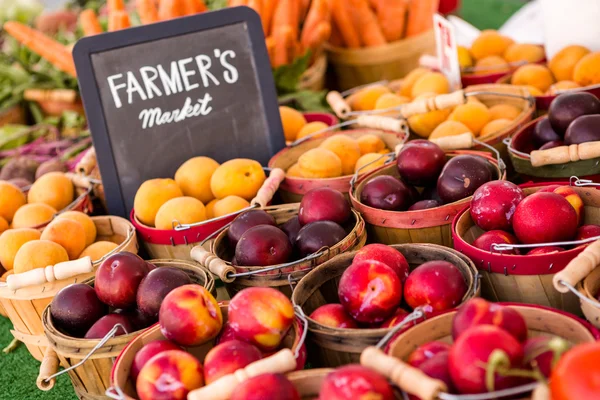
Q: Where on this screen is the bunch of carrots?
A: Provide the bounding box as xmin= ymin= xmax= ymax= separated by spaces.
xmin=230 ymin=0 xmax=332 ymax=68
xmin=329 ymin=0 xmax=439 ymax=48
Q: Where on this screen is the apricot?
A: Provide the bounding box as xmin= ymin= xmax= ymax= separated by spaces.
xmin=399 ymin=67 xmax=430 ymax=97
xmin=407 ymin=93 xmax=452 ymax=138
xmin=430 ymin=120 xmax=472 ymax=139
xmin=297 ymin=148 xmax=342 ymax=178
xmin=134 ymin=179 xmax=183 ymax=226
xmin=174 ymin=156 xmax=219 ymax=204
xmin=0 ymin=217 xmax=8 ymax=234
xmin=41 ymin=219 xmax=86 ymax=260
xmin=56 ymin=211 xmax=96 ymax=246
xmin=210 ymin=159 xmax=266 ymax=201
xmin=0 ymin=181 xmax=26 ymax=222
xmin=473 ymin=55 xmax=510 ymax=75
xmin=511 ymin=64 xmax=555 ymax=93
xmin=549 ymin=45 xmax=591 ymax=82
xmin=374 ymin=93 xmax=410 ymax=116
xmin=205 ymin=199 xmax=218 ymax=219
xmin=355 ymin=153 xmax=386 ymax=174
xmin=573 ymin=52 xmax=600 ymax=86
xmin=357 ymin=134 xmax=386 ymax=155
xmin=449 ymin=102 xmax=491 ymax=136
xmin=212 ymin=196 xmax=250 ymax=218
xmin=488 ymin=104 xmax=521 ymax=121
xmin=79 ymin=241 xmax=119 ymax=262
xmin=457 ymin=45 xmax=473 ymax=68
xmin=295 ymin=121 xmax=328 ymax=140
xmin=349 ymin=85 xmax=391 ymax=111
xmin=480 ymin=118 xmax=512 ymax=137
xmin=279 ymin=106 xmax=307 ymax=141
xmin=27 ymin=172 xmax=74 ymax=211
xmin=470 ymin=30 xmax=514 ymax=61
xmin=503 ymin=43 xmax=545 ymax=63
xmin=0 ymin=228 xmax=41 ymax=270
xmin=154 ymin=197 xmax=206 ymax=230
xmin=286 ymin=163 xmax=304 ymax=178
xmin=524 ymin=85 xmax=544 ymax=96
xmin=411 ymin=72 xmax=450 ymax=98
xmin=12 ymin=203 xmax=57 ymax=229
xmin=319 ymin=135 xmax=361 ymax=176
xmin=13 ymin=239 xmax=68 ymax=274
xmin=547 ymin=80 xmax=581 ymax=95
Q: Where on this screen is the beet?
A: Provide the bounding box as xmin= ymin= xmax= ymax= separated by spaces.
xmin=35 ymin=159 xmax=67 ymax=180
xmin=0 ymin=157 xmax=39 ymax=182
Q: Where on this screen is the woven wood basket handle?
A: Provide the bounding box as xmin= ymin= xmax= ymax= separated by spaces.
xmin=251 ymin=168 xmax=285 ymax=208
xmin=76 ymin=147 xmax=97 ymax=175
xmin=326 ymin=91 xmax=351 ymax=119
xmin=429 ymin=132 xmax=475 ymax=150
xmin=360 ymin=347 xmax=447 ymax=400
xmin=553 ymin=240 xmax=600 ymax=292
xmin=37 ymin=348 xmax=59 ymax=391
xmin=190 ymin=245 xmax=236 ymax=283
xmin=356 ymin=115 xmax=407 ymax=133
xmin=65 ymin=172 xmax=92 ymax=189
xmin=531 ymin=383 xmax=550 ymax=400
xmin=7 ymin=257 xmax=93 ymax=290
xmin=400 ymin=91 xmax=465 ymax=118
xmin=187 ymin=349 xmax=296 ymax=400
xmin=531 ymin=141 xmax=600 ymax=167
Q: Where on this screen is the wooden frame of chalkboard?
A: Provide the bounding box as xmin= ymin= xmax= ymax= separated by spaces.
xmin=73 ymin=6 xmax=284 ymax=218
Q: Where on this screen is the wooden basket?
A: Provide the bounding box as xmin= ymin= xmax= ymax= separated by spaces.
xmin=193 ymin=203 xmax=367 ymax=298
xmin=452 ymin=182 xmax=600 ymax=314
xmin=384 ymin=303 xmax=599 ymax=400
xmin=0 ymin=215 xmax=137 ymax=362
xmin=269 ymin=128 xmax=407 ymax=203
xmin=508 ymin=116 xmax=600 ymax=182
xmin=0 ymin=104 xmax=26 ymax=127
xmin=107 ymin=302 xmax=305 ymax=399
xmin=298 ymin=54 xmax=327 ymax=91
xmin=350 ymin=150 xmax=505 ymax=247
xmin=325 ymin=30 xmax=436 ymax=91
xmin=38 ymin=259 xmax=214 ymax=399
xmin=130 ymin=168 xmax=285 ymax=261
xmin=291 ymin=243 xmax=479 ymax=368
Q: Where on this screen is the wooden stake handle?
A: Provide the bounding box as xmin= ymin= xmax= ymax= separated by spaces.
xmin=251 ymin=168 xmax=285 ymax=208
xmin=187 ymin=349 xmax=297 ymax=400
xmin=360 ymin=347 xmax=447 ymax=400
xmin=531 ymin=141 xmax=600 ymax=167
xmin=400 ymin=90 xmax=465 ymax=118
xmin=65 ymin=172 xmax=92 ymax=189
xmin=356 ymin=115 xmax=407 ymax=133
xmin=429 ymin=132 xmax=474 ymax=150
xmin=7 ymin=257 xmax=93 ymax=290
xmin=553 ymin=240 xmax=600 ymax=293
xmin=326 ymin=91 xmax=351 ymax=119
xmin=76 ymin=147 xmax=97 ymax=175
xmin=190 ymin=245 xmax=236 ymax=283
xmin=37 ymin=348 xmax=59 ymax=391
xmin=531 ymin=383 xmax=550 ymax=400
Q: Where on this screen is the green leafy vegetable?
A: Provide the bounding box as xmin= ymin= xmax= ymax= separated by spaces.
xmin=278 ymin=90 xmax=331 ymax=113
xmin=0 ymin=0 xmax=43 ymax=24
xmin=272 ymin=51 xmax=310 ymax=94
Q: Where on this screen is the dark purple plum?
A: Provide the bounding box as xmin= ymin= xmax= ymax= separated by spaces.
xmin=227 ymin=210 xmax=276 ymax=247
xmin=95 ymin=252 xmax=149 ymax=309
xmin=533 ymin=117 xmax=561 ymax=147
xmin=115 ymin=308 xmax=155 ymax=330
xmin=136 ymin=267 xmax=192 ymax=319
xmin=51 ymin=283 xmax=108 ymax=337
xmin=539 ymin=140 xmax=564 ymax=150
xmin=360 ymin=175 xmax=413 ymax=211
xmin=565 ymin=114 xmax=600 ymax=145
xmin=437 ymin=155 xmax=493 ymax=204
xmin=397 ymin=140 xmax=446 ymax=186
xmin=295 ymin=221 xmax=346 ymax=257
xmin=235 ymin=225 xmax=292 ymax=266
xmin=548 ymin=92 xmax=600 ymax=134
xmin=298 ymin=188 xmax=351 ymax=226
xmin=409 ymin=200 xmax=440 ymax=211
xmin=422 ymin=185 xmax=442 ymax=202
xmin=84 ymin=314 xmax=134 ymax=339
xmin=280 ymin=216 xmax=302 ymax=246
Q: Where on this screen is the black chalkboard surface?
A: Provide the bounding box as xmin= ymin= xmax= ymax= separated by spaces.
xmin=73 ymin=7 xmax=285 ymax=218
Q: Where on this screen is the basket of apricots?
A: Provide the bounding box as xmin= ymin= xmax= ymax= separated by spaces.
xmin=0 ymin=211 xmax=138 ymax=361
xmin=108 ymin=286 xmax=306 ymax=400
xmin=498 ymin=44 xmax=600 ymax=111
xmin=278 ymin=106 xmax=339 ymax=145
xmin=190 ymin=187 xmax=366 ymax=298
xmin=130 ymin=156 xmax=286 ymax=261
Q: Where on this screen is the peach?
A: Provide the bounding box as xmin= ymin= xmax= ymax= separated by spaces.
xmin=203 ymin=340 xmax=263 ymax=384
xmin=159 ymin=284 xmax=222 ymax=346
xmin=470 ymin=180 xmax=525 ymax=231
xmin=353 ymin=244 xmax=409 ymax=282
xmin=228 ymin=287 xmax=294 ymax=351
xmin=513 ymin=192 xmax=578 ymax=244
xmin=298 ymin=187 xmax=351 ymax=225
xmin=540 ymin=185 xmax=584 ymax=226
xmin=527 ymin=246 xmax=565 ymax=255
xmin=576 ymin=225 xmax=600 ymax=241
xmin=309 ymin=304 xmax=358 ymax=329
xmin=408 ymin=341 xmax=452 ymax=367
xmin=472 ymin=230 xmax=520 ymax=255
xmin=452 ymin=298 xmax=528 ymax=342
xmin=136 ymin=350 xmax=204 ymax=400
xmin=319 ymin=365 xmax=394 ymax=400
xmin=230 ymin=373 xmax=300 ymax=400
xmin=404 ymin=261 xmax=466 ymax=312
xmin=338 ymin=260 xmax=402 ymax=323
xmin=211 ymin=159 xmax=266 ymax=201
xmin=131 ymin=340 xmax=182 ymax=381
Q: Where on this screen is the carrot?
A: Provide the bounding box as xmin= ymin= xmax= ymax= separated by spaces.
xmin=262 ymin=0 xmax=278 ymax=35
xmin=272 ymin=0 xmax=299 ymax=39
xmin=108 ymin=10 xmax=132 ymax=31
xmin=328 ymin=21 xmax=344 ymax=47
xmin=158 ymin=0 xmax=185 ymax=20
xmin=405 ymin=0 xmax=439 ymax=37
xmin=299 ymin=0 xmax=310 ymax=20
xmin=273 ymin=25 xmax=295 ymax=67
xmin=183 ymin=0 xmax=207 ymax=14
xmin=349 ymin=0 xmax=386 ymax=47
xmin=300 ymin=0 xmax=329 ymax=49
xmin=377 ymin=0 xmax=408 ymax=42
xmin=79 ymin=9 xmax=103 ymax=36
xmin=137 ymin=0 xmax=160 ymax=24
xmin=328 ymin=0 xmax=360 ymax=48
xmin=265 ymin=35 xmax=276 ymax=66
xmin=108 ymin=0 xmax=126 ymax=12
xmin=304 ymin=21 xmax=330 ymax=56
xmin=24 ymin=89 xmax=78 ymax=104
xmin=247 ymin=0 xmax=267 ymax=34
xmin=3 ymin=21 xmax=77 ymax=77
xmin=229 ymin=0 xmax=248 ymax=6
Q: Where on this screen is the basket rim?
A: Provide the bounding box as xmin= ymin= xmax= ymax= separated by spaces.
xmin=324 ymin=29 xmax=433 ymax=57
xmin=451 ymin=182 xmax=600 ymax=275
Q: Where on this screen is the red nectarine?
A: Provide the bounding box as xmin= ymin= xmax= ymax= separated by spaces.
xmin=353 ymin=244 xmax=409 ymax=282
xmin=472 ymin=230 xmax=520 ymax=255
xmin=309 ymin=304 xmax=358 ymax=329
xmin=470 ymin=181 xmax=524 ymax=231
xmin=319 ymin=365 xmax=395 ymax=400
xmin=404 ymin=261 xmax=467 ymax=312
xmin=203 ymin=340 xmax=263 ymax=384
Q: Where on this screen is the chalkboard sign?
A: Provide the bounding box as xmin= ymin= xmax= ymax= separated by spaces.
xmin=73 ymin=7 xmax=285 ymax=218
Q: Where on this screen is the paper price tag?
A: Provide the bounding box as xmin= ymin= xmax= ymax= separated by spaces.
xmin=433 ymin=14 xmax=462 ymax=90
